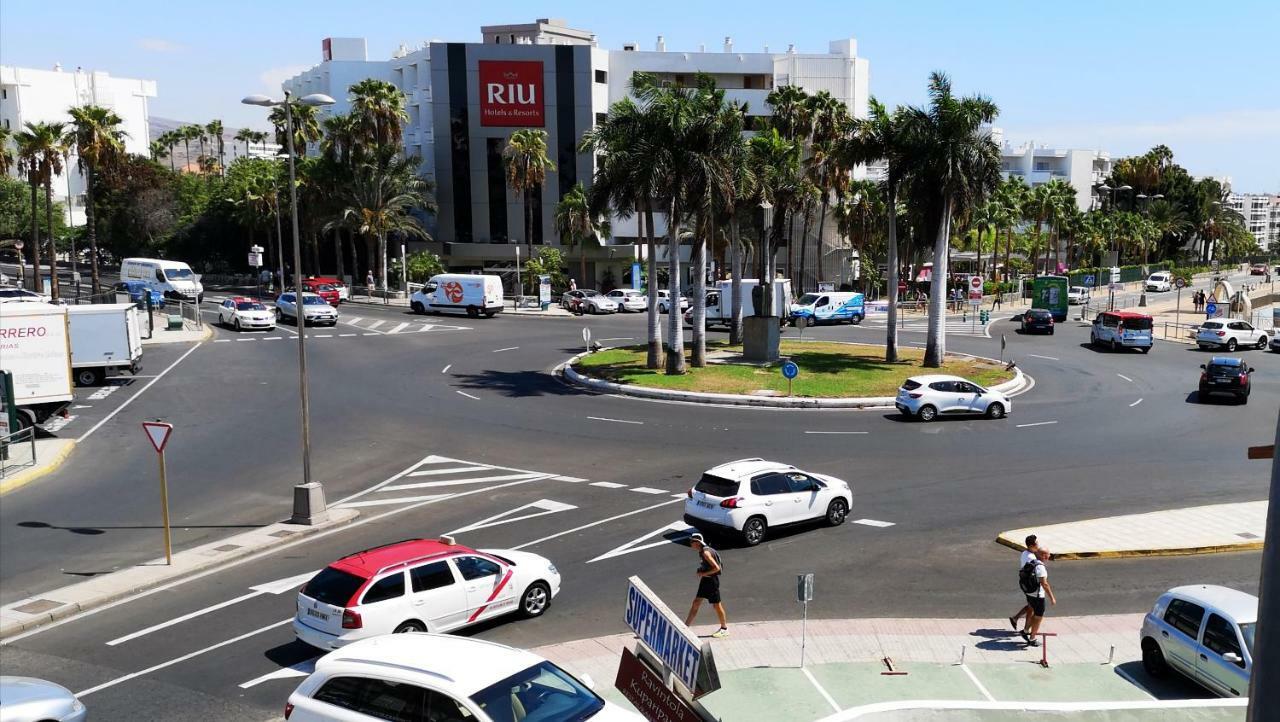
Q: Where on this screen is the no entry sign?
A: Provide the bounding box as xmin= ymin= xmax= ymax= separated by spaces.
xmin=968 ymin=275 xmax=984 ymax=300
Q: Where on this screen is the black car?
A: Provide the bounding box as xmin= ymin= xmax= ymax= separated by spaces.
xmin=1020 ymin=308 xmax=1055 ymax=334
xmin=1198 ymin=357 xmax=1253 ymax=403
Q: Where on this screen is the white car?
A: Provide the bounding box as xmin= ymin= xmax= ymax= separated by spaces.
xmin=1196 ymin=320 xmax=1269 ymax=352
xmin=561 ymin=289 xmax=618 ymax=314
xmin=1145 ymin=272 xmax=1172 ymax=292
xmin=683 ymin=458 xmax=853 ymax=546
xmin=293 ymin=537 xmax=560 ymax=651
xmin=287 ymin=633 xmax=640 ymax=722
xmin=0 ymin=677 xmax=87 ymax=722
xmin=895 ymin=374 xmax=1011 ymax=422
xmin=657 ymin=290 xmax=689 ymax=314
xmin=276 ymin=291 xmax=338 ymax=326
xmin=1067 ymin=286 xmax=1091 ymax=305
xmin=217 ymin=297 xmax=276 ymax=331
xmin=0 ymin=286 xmax=50 ymax=304
xmin=1140 ymin=585 xmax=1255 ymax=698
xmin=605 ymin=288 xmax=648 ymax=312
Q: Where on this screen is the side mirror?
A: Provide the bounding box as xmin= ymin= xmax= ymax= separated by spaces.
xmin=1248 ymin=368 xmax=1255 ymax=373
xmin=579 ymin=673 xmax=596 ymax=690
xmin=1223 ymin=652 xmax=1243 ymax=666
xmin=1200 ymin=364 xmax=1206 ymax=369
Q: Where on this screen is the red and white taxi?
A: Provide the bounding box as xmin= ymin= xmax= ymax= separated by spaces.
xmin=293 ymin=537 xmax=561 ymax=651
xmin=217 ymin=296 xmax=276 ymax=331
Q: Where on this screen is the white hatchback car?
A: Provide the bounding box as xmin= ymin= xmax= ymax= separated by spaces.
xmin=1140 ymin=585 xmax=1256 ymax=698
xmin=657 ymin=290 xmax=689 ymax=314
xmin=605 ymin=288 xmax=648 ymax=312
xmin=895 ymin=374 xmax=1011 ymax=422
xmin=683 ymin=458 xmax=853 ymax=546
xmin=286 ymin=633 xmax=640 ymax=721
xmin=1196 ymin=320 xmax=1269 ymax=352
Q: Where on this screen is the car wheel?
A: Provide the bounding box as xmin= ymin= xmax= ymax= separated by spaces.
xmin=825 ymin=499 xmax=849 ymax=527
xmin=234 ymin=318 xmax=242 ymax=332
xmin=986 ymin=402 xmax=1005 ymax=419
xmin=1110 ymin=339 xmax=1118 ymax=352
xmin=520 ymin=582 xmax=551 ymax=618
xmin=1140 ymin=346 xmax=1150 ymax=354
xmin=917 ymin=404 xmax=938 ymax=423
xmin=742 ymin=517 xmax=768 ymax=546
xmin=1240 ymin=394 xmax=1249 ymax=405
xmin=1226 ymin=338 xmax=1237 ymax=352
xmin=466 ymin=306 xmax=479 ymax=318
xmin=1257 ymin=337 xmax=1268 ymax=350
xmin=1049 ymin=327 xmax=1054 ymax=335
xmin=411 ymin=301 xmax=424 ymax=314
xmin=1142 ymin=639 xmax=1168 ymax=677
xmin=75 ymin=368 xmax=103 ymax=387
xmin=394 ymin=620 xmax=426 ymax=634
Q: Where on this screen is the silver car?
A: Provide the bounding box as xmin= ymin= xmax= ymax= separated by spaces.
xmin=275 ymin=291 xmax=338 ymax=326
xmin=1140 ymin=585 xmax=1255 ymax=697
xmin=0 ymin=676 xmax=87 ymax=721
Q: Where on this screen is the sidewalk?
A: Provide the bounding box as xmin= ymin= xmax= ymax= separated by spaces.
xmin=0 ymin=437 xmax=76 ymax=495
xmin=0 ymin=507 xmax=358 ymax=638
xmin=998 ymin=501 xmax=1266 ymax=559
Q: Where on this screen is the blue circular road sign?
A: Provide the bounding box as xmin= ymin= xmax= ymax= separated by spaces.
xmin=781 ymin=361 xmax=799 ymax=380
xmin=1205 ymin=302 xmax=1217 ymax=315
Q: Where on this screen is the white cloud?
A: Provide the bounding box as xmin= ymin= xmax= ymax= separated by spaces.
xmin=258 ymin=65 xmax=311 ymax=95
xmin=1009 ymin=109 xmax=1280 ymax=148
xmin=137 ymin=38 xmax=183 ymax=53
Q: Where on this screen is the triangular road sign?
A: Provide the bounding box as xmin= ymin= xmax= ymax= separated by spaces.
xmin=447 ymin=499 xmax=576 ymax=535
xmin=588 ymin=521 xmax=695 ymax=564
xmin=142 ymin=421 xmax=173 ymax=453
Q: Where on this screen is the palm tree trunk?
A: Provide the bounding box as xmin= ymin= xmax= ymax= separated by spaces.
xmin=643 ymin=201 xmax=662 ymax=370
xmin=924 ymin=196 xmax=952 ymax=368
xmin=665 ymin=198 xmax=685 ymax=375
xmin=182 ymin=141 xmax=190 ymax=170
xmin=378 ymin=233 xmax=388 ymax=294
xmin=691 ymin=210 xmax=708 ymax=368
xmin=524 ymin=187 xmax=534 ymax=277
xmin=168 ymin=146 xmax=176 ymax=172
xmin=885 ymin=191 xmax=900 ymax=362
xmin=798 ymin=200 xmax=813 ymax=292
xmin=334 ymin=229 xmax=345 ymax=282
xmin=579 ymin=239 xmax=587 ymax=289
xmin=988 ymin=228 xmax=998 ymax=280
xmin=729 ymin=214 xmax=744 ymax=345
xmin=84 ymin=163 xmax=101 ymax=295
xmin=815 ymin=195 xmax=830 ymax=288
xmin=28 ymin=180 xmax=41 ymax=294
xmin=45 ymin=180 xmax=59 ymax=300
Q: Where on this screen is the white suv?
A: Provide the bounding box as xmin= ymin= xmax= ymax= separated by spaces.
xmin=683 ymin=458 xmax=852 ymax=546
xmin=1196 ymin=320 xmax=1269 ymax=351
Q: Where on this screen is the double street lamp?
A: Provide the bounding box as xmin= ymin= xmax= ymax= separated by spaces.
xmin=1135 ymin=193 xmax=1164 ymax=307
xmin=242 ymin=91 xmax=335 ymax=525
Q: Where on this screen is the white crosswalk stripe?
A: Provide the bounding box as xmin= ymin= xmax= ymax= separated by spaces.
xmin=863 ymin=315 xmax=991 ymax=337
xmin=336 ymin=316 xmax=472 ymax=334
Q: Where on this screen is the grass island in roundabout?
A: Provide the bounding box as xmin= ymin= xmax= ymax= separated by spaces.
xmin=568 ymin=340 xmax=1018 ymax=403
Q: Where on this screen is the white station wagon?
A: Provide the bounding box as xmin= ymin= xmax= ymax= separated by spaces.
xmin=1141 ymin=585 xmax=1256 ymax=698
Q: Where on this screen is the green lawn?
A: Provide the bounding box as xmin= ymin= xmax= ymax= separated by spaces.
xmin=575 ymin=341 xmax=1013 ymax=398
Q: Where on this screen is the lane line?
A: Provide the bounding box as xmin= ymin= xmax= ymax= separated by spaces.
xmin=804 ymin=431 xmax=868 ymax=435
xmin=630 ymin=487 xmax=669 ymax=495
xmin=263 ymin=336 xmax=283 ymax=340
xmin=1117 ymin=373 xmax=1133 ymax=383
xmin=387 ymin=322 xmax=410 ymax=334
xmin=587 ymin=416 xmax=643 ymax=425
xmin=338 ymin=333 xmax=356 ymax=337
xmin=314 ymin=334 xmax=332 ymax=338
xmin=442 ymin=364 xmax=452 ymax=373
xmin=511 ymin=498 xmax=684 ymax=551
xmin=213 ymin=339 xmax=230 ymax=343
xmin=802 ymin=667 xmax=841 ymax=713
xmin=76 ymin=343 xmax=203 ymax=443
xmin=1130 ymin=398 xmax=1144 ymax=407
xmin=1015 ymin=420 xmax=1058 ymax=428
xmin=76 ymin=619 xmax=291 ymax=697
xmin=105 ymin=591 xmax=261 ymax=646
xmin=1027 ymin=354 xmax=1059 ymax=361
xmin=405 ymin=465 xmax=493 ymax=477
xmin=456 ymin=390 xmax=480 ymax=400
xmin=598 ymin=337 xmax=633 ymax=342
xmin=590 ymin=481 xmax=627 ymax=489
xmin=960 ymin=663 xmax=996 ymax=701
xmin=365 ymin=319 xmax=385 ymax=330
xmin=492 ymin=346 xmax=519 ymax=353
xmin=235 ymin=338 xmax=255 ymax=342
xmin=362 ymin=332 xmax=379 ymax=336
xmin=383 ymin=473 xmax=547 ymax=491
xmin=553 ymin=476 xmax=587 ymax=483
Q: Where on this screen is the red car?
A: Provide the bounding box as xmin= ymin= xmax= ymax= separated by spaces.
xmin=1250 ymin=264 xmax=1267 ymax=276
xmin=300 ymin=278 xmax=340 ymax=306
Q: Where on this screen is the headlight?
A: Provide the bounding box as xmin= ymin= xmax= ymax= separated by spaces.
xmin=72 ymin=699 xmax=84 ymax=712
xmin=548 ymin=563 xmax=559 ymax=575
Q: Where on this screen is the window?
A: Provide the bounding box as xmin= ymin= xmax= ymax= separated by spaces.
xmin=594 ymin=69 xmax=608 ymax=84
xmin=595 ymin=112 xmax=607 ymax=125
xmin=1119 ymin=316 xmax=1152 ymax=330
xmin=470 ymin=662 xmax=603 ymax=722
xmin=1100 ymin=314 xmax=1118 ymax=328
xmin=1164 ymin=598 xmax=1206 ymax=639
xmin=454 ymin=556 xmax=501 ymax=581
xmin=361 ymin=572 xmax=405 ymax=604
xmin=313 ymin=676 xmax=469 ymax=721
xmin=901 ymin=379 xmax=922 ymax=391
xmin=695 ymin=474 xmax=739 ymax=497
xmin=928 ymin=381 xmax=956 ymax=392
xmin=1203 ymin=614 xmax=1243 ymax=660
xmin=411 ymin=561 xmax=455 ymax=592
xmin=784 ymin=472 xmax=819 ymax=493
xmin=750 ymin=472 xmax=791 ymax=496
xmin=303 ymin=568 xmax=366 ymax=606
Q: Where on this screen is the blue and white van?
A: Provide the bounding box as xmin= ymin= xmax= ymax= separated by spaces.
xmin=120 ymin=258 xmax=203 ymax=303
xmin=790 ymin=292 xmax=864 ymax=325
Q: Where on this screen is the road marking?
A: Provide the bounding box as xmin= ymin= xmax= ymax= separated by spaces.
xmin=314 ymin=334 xmax=332 ymax=338
xmin=264 ymin=336 xmax=283 ymax=340
xmin=588 ymin=521 xmax=695 ymax=563
xmin=960 ymin=663 xmax=996 ymax=701
xmin=598 ymin=337 xmax=633 ymax=342
xmin=456 ymin=390 xmax=480 ymax=400
xmin=1130 ymin=398 xmax=1144 ymax=407
xmin=493 ymin=346 xmax=519 ymax=353
xmin=365 ymin=319 xmax=385 ymax=330
xmin=338 ymin=333 xmax=356 ymax=337
xmin=442 ymin=364 xmax=452 ymax=373
xmin=804 ymin=430 xmax=868 ymax=435
xmin=77 ymin=618 xmax=291 ymax=697
xmin=213 ymin=339 xmax=231 ymax=343
xmin=76 ymin=342 xmax=203 ymax=443
xmin=1027 ymin=354 xmax=1059 ymax=361
xmin=802 ymin=667 xmax=842 ymax=713
xmin=553 ymin=476 xmax=587 ymax=483
xmin=590 ymin=481 xmax=627 ymax=489
xmin=383 ymin=473 xmax=550 ymax=491
xmin=236 ymin=338 xmax=255 ymax=342
xmin=386 ymin=322 xmax=410 ymax=334
xmin=1015 ymin=420 xmax=1058 ymax=428
xmin=1117 ymin=373 xmax=1133 ymax=383
xmin=853 ymin=518 xmax=895 ymax=528
xmin=345 ymin=316 xmax=362 ymax=323
xmin=239 ymin=659 xmax=315 ymax=689
xmin=448 ymin=499 xmax=577 ymax=535
xmin=72 ymin=405 xmax=92 ymax=409
xmin=512 ymin=498 xmax=685 ymax=551
xmin=340 ymin=493 xmax=453 ymax=509
xmin=630 ymin=487 xmax=669 ymax=495
xmin=406 ymin=465 xmax=491 ymax=477
xmin=362 ymin=332 xmax=379 ymax=336
xmin=587 ymin=416 xmax=644 ymax=425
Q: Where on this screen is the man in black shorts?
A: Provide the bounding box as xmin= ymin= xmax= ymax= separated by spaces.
xmin=683 ymin=534 xmax=728 ymax=638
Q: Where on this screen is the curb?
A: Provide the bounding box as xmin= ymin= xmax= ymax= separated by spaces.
xmin=0 ymin=439 xmax=77 ymax=496
xmin=560 ymin=343 xmax=1029 ymax=409
xmin=994 ymin=533 xmax=1265 ymax=560
xmin=0 ymin=507 xmax=359 ymax=639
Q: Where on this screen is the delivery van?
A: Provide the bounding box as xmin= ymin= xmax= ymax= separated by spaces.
xmin=790 ymin=291 xmax=865 ymax=325
xmin=0 ymin=303 xmax=73 ymax=432
xmin=409 ymin=274 xmax=504 ymax=318
xmin=120 ymin=257 xmax=204 ymax=303
xmin=688 ymin=278 xmax=793 ymax=329
xmin=66 ymin=303 xmax=144 ymax=386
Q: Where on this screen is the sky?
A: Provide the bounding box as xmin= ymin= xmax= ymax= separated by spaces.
xmin=3 ymin=0 xmax=1278 ymax=192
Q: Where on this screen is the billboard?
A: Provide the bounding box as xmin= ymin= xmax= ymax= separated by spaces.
xmin=479 ymin=60 xmax=544 ymax=127
xmin=1033 ymin=275 xmax=1069 ymax=321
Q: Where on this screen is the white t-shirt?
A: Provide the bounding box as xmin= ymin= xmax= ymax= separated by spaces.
xmin=1020 ymin=550 xmax=1035 ymax=567
xmin=1031 ymin=561 xmax=1048 ymax=598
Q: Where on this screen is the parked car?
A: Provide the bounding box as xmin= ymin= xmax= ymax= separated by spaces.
xmin=656 ymin=290 xmax=689 ymax=314
xmin=114 ymin=280 xmax=165 ymax=309
xmin=683 ymin=458 xmax=852 ymax=546
xmin=308 ymin=275 xmax=349 ymax=301
xmin=293 ymin=536 xmax=560 ymax=651
xmin=1198 ymin=357 xmax=1253 ymax=403
xmin=1195 ymin=320 xmax=1269 ymax=351
xmin=0 ymin=676 xmax=87 ymax=722
xmin=286 ymin=633 xmax=640 ymax=722
xmin=301 ymin=278 xmax=341 ymax=306
xmin=0 ymin=286 xmax=50 ymax=304
xmin=1270 ymin=334 xmax=1280 ymax=353
xmin=1090 ymin=310 xmax=1154 ymax=353
xmin=1146 ymin=271 xmax=1172 ymax=292
xmin=895 ymin=375 xmax=1011 ymax=422
xmin=1249 ymin=264 xmax=1267 ymax=276
xmin=276 ymin=291 xmax=338 ymax=326
xmin=561 ymin=289 xmax=618 ymax=314
xmin=218 ymin=297 xmax=276 ymax=331
xmin=1067 ymin=286 xmax=1091 ymax=305
xmin=1140 ymin=585 xmax=1255 ymax=698
xmin=1019 ymin=308 xmax=1055 ymax=334
xmin=605 ymin=288 xmax=648 ymax=312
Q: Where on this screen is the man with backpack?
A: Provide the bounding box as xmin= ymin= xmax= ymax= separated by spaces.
xmin=1018 ymin=547 xmax=1056 ymax=646
xmin=1008 ymin=534 xmax=1041 ymax=630
xmin=684 ymin=533 xmax=729 ymax=639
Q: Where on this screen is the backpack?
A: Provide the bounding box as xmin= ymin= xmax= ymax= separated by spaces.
xmin=1018 ymin=560 xmax=1041 ymax=594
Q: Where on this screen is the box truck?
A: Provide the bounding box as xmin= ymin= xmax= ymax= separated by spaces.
xmin=409 ymin=274 xmax=504 ymax=318
xmin=0 ymin=303 xmax=73 ymax=432
xmin=66 ymin=303 xmax=144 ymax=386
xmin=687 ymin=279 xmax=793 ymax=328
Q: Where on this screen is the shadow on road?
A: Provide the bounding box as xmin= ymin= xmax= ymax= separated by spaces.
xmin=450 ymin=369 xmax=587 ymax=399
xmin=16 ymin=520 xmax=265 ymax=535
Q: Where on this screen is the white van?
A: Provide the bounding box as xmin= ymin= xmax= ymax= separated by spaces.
xmin=688 ymin=278 xmax=793 ymax=328
xmin=120 ymin=258 xmax=203 ymax=303
xmin=1146 ymin=271 xmax=1172 ymax=292
xmin=409 ymin=273 xmax=504 ymax=318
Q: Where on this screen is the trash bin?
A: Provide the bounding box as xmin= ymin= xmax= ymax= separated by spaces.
xmin=541 ymin=302 xmax=550 ymax=311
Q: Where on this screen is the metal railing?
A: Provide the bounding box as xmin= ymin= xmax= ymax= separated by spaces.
xmin=0 ymin=426 xmax=37 ymax=478
xmin=177 ymin=300 xmax=203 ymax=330
xmin=1159 ymin=321 xmax=1203 ymax=343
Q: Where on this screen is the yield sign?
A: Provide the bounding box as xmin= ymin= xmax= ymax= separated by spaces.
xmin=142 ymin=421 xmax=174 ymax=453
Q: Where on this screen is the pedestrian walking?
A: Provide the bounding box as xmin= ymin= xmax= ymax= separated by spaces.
xmin=1017 ymin=547 xmax=1055 ymax=646
xmin=683 ymin=533 xmax=729 ymax=638
xmin=569 ymin=278 xmax=578 ymax=291
xmin=991 ymin=292 xmax=1002 ymax=311
xmin=1008 ymin=534 xmax=1041 ymax=630
xmin=366 ymin=270 xmax=375 ymax=295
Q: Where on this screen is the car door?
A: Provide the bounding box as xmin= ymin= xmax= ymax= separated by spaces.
xmin=1237 ymin=322 xmax=1261 ymax=345
xmin=783 ymin=472 xmax=827 ymax=522
xmin=408 ymin=560 xmax=469 ymax=632
xmin=814 ymin=296 xmax=830 ymax=321
xmin=219 ymin=299 xmax=233 ymax=323
xmin=749 ymin=472 xmax=800 ymax=525
xmin=454 ymin=555 xmax=517 ymax=626
xmin=957 ymin=382 xmax=990 ymax=413
xmin=356 ymin=571 xmax=410 ymax=637
xmin=1196 ymin=613 xmax=1249 ymax=697
xmin=1160 ymin=598 xmax=1207 ymax=677
xmin=939 ymin=380 xmax=972 ymax=414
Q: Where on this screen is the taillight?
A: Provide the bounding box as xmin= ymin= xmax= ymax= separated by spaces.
xmin=1240 ymin=374 xmax=1248 ymax=384
xmin=720 ymin=497 xmax=740 ymax=509
xmin=285 ymin=703 xmax=294 ymax=719
xmin=687 ymin=488 xmax=693 ymax=498
xmin=1200 ymin=373 xmax=1208 ymax=383
xmin=1216 ymin=331 xmax=1225 ymax=337
xmin=908 ymin=393 xmax=923 ymax=399
xmin=342 ymin=609 xmax=362 ymax=629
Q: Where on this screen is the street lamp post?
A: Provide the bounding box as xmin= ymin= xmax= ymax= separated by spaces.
xmin=1135 ymin=193 xmax=1164 ymax=308
xmin=1096 ymin=184 xmax=1132 ymax=310
xmin=243 ymin=91 xmax=335 ymax=525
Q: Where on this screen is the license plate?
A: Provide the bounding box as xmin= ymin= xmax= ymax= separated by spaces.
xmin=1214 ymin=379 xmax=1230 ymax=384
xmin=696 ymin=501 xmax=714 ymax=509
xmin=305 ymin=608 xmax=329 ymax=621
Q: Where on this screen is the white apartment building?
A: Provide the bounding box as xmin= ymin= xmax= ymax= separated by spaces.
xmin=279 ymin=19 xmax=870 ymax=288
xmin=1227 ymin=192 xmax=1278 ymax=249
xmin=1 ymin=64 xmax=157 ymax=225
xmin=994 ymin=128 xmax=1111 ymax=212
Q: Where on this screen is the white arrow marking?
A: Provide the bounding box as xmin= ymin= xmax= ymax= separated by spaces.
xmin=239 ymin=658 xmax=316 ymax=689
xmin=384 ymin=472 xmax=549 ymax=491
xmin=249 ymin=569 xmax=320 ymax=595
xmin=588 ymin=521 xmax=695 ymax=563
xmin=448 ymin=499 xmax=577 ymax=535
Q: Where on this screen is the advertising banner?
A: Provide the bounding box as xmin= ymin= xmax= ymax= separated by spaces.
xmin=479 ymin=60 xmax=544 ymax=127
xmin=614 ymin=648 xmax=702 ymax=722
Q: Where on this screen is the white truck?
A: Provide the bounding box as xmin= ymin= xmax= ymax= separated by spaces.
xmin=0 ymin=303 xmax=73 ymax=433
xmin=66 ymin=303 xmax=144 ymax=386
xmin=686 ymin=279 xmax=794 ymax=329
xmin=409 ymin=274 xmax=504 ymax=318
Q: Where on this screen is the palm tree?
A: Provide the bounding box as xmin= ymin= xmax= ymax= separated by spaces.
xmin=68 ymin=104 xmax=127 ymax=294
xmin=194 ymin=124 xmax=208 ymax=164
xmin=0 ymin=126 xmax=14 ymax=176
xmin=206 ymin=120 xmax=226 ymax=177
xmin=31 ymin=123 xmax=67 ymax=300
xmin=14 ymin=127 xmax=45 ymax=292
xmin=160 ymin=131 xmax=178 ymax=171
xmin=269 ymin=101 xmax=322 ymax=157
xmin=177 ymin=125 xmax=198 ymax=170
xmin=835 ymin=179 xmax=885 ymax=291
xmin=992 ymin=176 xmax=1028 ymax=282
xmin=502 ymin=129 xmax=556 ymax=264
xmin=723 ymin=133 xmax=756 ymax=346
xmin=149 ymin=140 xmax=168 ymax=163
xmin=234 ymin=128 xmax=256 ymax=158
xmin=904 ymin=72 xmax=1001 ymax=367
xmin=799 ymin=91 xmax=846 ymax=291
xmin=747 ymin=128 xmax=805 ymax=361
xmin=1044 ymin=178 xmax=1076 ymax=271
xmin=555 ymin=182 xmax=602 ymax=286
xmin=348 ymin=79 xmax=409 ymax=149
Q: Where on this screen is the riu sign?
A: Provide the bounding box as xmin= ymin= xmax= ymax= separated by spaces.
xmin=478 ymin=60 xmax=544 ymax=127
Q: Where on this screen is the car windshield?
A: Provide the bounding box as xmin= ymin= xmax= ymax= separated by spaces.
xmin=165 ymin=267 xmax=194 ymax=280
xmin=797 ymin=293 xmax=821 ymax=305
xmin=580 ymin=290 xmax=601 ymax=297
xmin=302 ymin=567 xmax=365 ymax=606
xmin=1030 ymin=310 xmax=1051 ymax=319
xmin=303 ymin=296 xmax=328 ymax=305
xmin=314 ymin=284 xmax=335 ymax=291
xmin=236 ymin=302 xmax=265 ymax=311
xmin=1120 ymin=317 xmax=1152 ymax=330
xmin=471 ymin=661 xmax=604 ymax=722
xmin=1070 ymin=287 xmax=1087 ymax=294
xmin=1240 ymin=623 xmax=1256 ymax=654
xmin=695 ymin=473 xmax=740 ymax=497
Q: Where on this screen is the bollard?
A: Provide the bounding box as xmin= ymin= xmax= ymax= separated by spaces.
xmin=1108 ymin=645 xmax=1115 ymax=665
xmin=959 ymin=645 xmax=966 ymax=665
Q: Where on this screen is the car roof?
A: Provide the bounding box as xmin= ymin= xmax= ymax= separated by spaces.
xmin=1102 ymin=310 xmax=1152 ymax=319
xmin=330 ymin=538 xmax=474 ymax=578
xmin=315 ymin=633 xmax=541 ymax=695
xmin=906 ymin=374 xmax=965 ymax=384
xmin=1167 ymin=585 xmax=1257 ymax=622
xmin=705 ymin=457 xmax=794 ymax=480
xmin=1207 ymin=356 xmax=1245 ymax=366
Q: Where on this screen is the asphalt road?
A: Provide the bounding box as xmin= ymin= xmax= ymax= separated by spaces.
xmin=1 ymin=281 xmax=1275 ymax=719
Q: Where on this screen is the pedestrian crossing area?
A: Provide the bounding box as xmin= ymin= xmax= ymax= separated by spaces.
xmin=862 ymin=314 xmax=992 ymax=337
xmin=340 ymin=315 xmax=470 ymax=335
